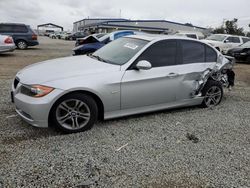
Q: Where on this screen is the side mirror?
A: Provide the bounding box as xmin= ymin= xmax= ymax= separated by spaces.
xmin=135 ymin=60 xmax=152 ymax=70
xmin=224 ymin=40 xmax=229 ymax=43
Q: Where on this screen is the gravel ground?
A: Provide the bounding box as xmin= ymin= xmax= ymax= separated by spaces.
xmin=0 ymin=37 xmax=250 ymax=187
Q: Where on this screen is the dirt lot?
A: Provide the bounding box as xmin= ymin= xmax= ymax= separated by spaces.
xmin=0 ymin=37 xmax=75 ymax=79
xmin=0 ymin=37 xmax=250 ymax=187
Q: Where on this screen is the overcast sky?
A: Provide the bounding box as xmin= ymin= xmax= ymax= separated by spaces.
xmin=0 ymin=0 xmax=250 ymax=32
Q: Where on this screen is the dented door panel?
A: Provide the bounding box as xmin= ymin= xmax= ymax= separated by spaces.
xmin=174 ymin=62 xmax=215 ymax=100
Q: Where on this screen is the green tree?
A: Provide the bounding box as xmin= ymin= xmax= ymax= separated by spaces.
xmin=212 ymin=18 xmax=245 ymax=36
xmin=224 ymin=18 xmax=244 ymax=35
xmin=213 ymin=26 xmax=225 ymax=34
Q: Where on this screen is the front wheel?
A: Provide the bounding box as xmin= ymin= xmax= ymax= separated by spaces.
xmin=201 ymin=80 xmax=223 ymax=108
xmin=50 ymin=93 xmax=98 ymax=133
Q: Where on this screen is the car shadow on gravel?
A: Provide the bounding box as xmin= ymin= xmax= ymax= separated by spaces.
xmin=0 ymin=53 xmax=15 ymax=57
xmin=1 ymin=121 xmax=62 ymax=145
xmin=20 ymin=47 xmax=40 ymax=51
xmin=99 ymin=105 xmax=202 ymax=127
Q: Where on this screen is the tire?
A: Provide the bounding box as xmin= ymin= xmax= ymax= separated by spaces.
xmin=246 ymin=56 xmax=250 ymax=63
xmin=201 ymin=80 xmax=223 ymax=108
xmin=50 ymin=93 xmax=98 ymax=133
xmin=16 ymin=40 xmax=28 ymax=49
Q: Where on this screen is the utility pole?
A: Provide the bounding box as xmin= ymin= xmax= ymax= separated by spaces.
xmin=119 ymin=9 xmax=122 ymax=18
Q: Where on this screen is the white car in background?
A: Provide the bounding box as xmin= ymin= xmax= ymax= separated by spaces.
xmin=174 ymin=33 xmax=201 ymax=40
xmin=0 ymin=34 xmax=15 ymax=53
xmin=202 ymin=34 xmax=250 ymax=54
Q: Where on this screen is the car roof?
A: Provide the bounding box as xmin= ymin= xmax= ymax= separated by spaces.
xmin=125 ymin=34 xmax=200 ymax=42
xmin=110 ymin=30 xmax=135 ymax=34
xmin=0 ymin=23 xmax=26 ymax=26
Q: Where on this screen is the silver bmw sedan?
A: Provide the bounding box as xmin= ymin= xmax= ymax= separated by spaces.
xmin=11 ymin=35 xmax=234 ymax=133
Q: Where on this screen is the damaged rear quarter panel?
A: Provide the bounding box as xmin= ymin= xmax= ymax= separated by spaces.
xmin=175 ymin=55 xmax=233 ymax=101
xmin=175 ymin=62 xmax=216 ymax=100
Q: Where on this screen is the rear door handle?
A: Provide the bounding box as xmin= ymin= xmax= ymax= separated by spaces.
xmin=166 ymin=73 xmax=179 ymax=78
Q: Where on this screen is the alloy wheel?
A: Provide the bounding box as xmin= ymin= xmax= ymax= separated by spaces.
xmin=56 ymin=99 xmax=91 ymax=130
xmin=17 ymin=41 xmax=27 ymax=49
xmin=204 ymin=86 xmax=222 ymax=107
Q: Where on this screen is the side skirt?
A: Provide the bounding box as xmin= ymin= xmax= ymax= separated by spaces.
xmin=104 ymin=97 xmax=204 ymax=120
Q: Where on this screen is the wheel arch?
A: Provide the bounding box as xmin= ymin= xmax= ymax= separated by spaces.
xmin=15 ymin=38 xmax=28 ymax=44
xmin=48 ymin=90 xmax=105 ymax=127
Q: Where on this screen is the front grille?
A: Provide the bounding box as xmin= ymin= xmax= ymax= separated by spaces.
xmin=14 ymin=77 xmax=20 ymax=89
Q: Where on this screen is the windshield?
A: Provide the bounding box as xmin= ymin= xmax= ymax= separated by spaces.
xmin=92 ymin=37 xmax=149 ymax=65
xmin=240 ymin=41 xmax=250 ymax=47
xmin=206 ymin=35 xmax=226 ymax=41
xmin=95 ymin=33 xmax=106 ymax=39
xmin=98 ymin=34 xmax=111 ymax=42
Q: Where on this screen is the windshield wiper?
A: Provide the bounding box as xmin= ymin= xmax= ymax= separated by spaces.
xmin=88 ymin=54 xmax=107 ymax=63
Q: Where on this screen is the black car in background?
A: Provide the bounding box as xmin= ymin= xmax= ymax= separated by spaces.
xmin=227 ymin=41 xmax=250 ymax=63
xmin=66 ymin=32 xmax=86 ymax=40
xmin=0 ymin=23 xmax=39 ymax=49
xmin=75 ymin=33 xmax=106 ymax=47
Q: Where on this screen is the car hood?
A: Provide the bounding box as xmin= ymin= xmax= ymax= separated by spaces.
xmin=202 ymin=39 xmax=223 ymax=46
xmin=228 ymin=48 xmax=244 ymax=52
xmin=16 ymin=55 xmax=120 ymax=85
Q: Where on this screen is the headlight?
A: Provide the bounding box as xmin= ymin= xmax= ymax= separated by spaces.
xmin=21 ymin=85 xmax=54 ymax=97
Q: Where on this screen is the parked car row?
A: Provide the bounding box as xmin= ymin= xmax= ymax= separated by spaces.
xmin=202 ymin=34 xmax=250 ymax=54
xmin=226 ymin=41 xmax=250 ymax=63
xmin=48 ymin=31 xmax=87 ymax=40
xmin=0 ymin=23 xmax=39 ymax=51
xmin=73 ymin=30 xmax=137 ymax=55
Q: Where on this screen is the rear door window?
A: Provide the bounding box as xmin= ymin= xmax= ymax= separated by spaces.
xmin=0 ymin=24 xmax=12 ymax=33
xmin=205 ymin=45 xmax=217 ymax=62
xmin=180 ymin=40 xmax=205 ymax=64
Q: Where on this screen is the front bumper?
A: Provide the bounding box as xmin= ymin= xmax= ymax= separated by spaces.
xmin=12 ymin=83 xmax=64 ymax=128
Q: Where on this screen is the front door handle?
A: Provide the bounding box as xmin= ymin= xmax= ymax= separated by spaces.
xmin=166 ymin=73 xmax=179 ymax=78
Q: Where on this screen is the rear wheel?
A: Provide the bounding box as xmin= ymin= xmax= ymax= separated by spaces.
xmin=50 ymin=93 xmax=98 ymax=133
xmin=16 ymin=40 xmax=28 ymax=49
xmin=201 ymin=80 xmax=223 ymax=108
